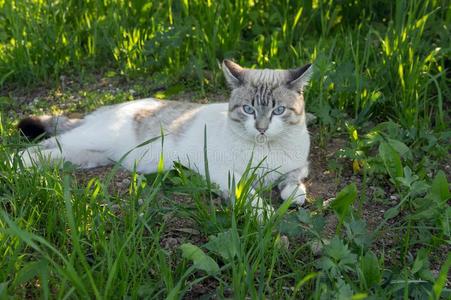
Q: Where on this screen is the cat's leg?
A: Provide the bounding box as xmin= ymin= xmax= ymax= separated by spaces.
xmin=20 ymin=136 xmax=110 ymax=169
xmin=21 ymin=147 xmax=63 ymax=168
xmin=19 ymin=137 xmax=59 ymax=167
xmin=208 ymin=169 xmax=274 ymax=221
xmin=21 ymin=146 xmax=110 ymax=169
xmin=278 ymin=165 xmax=309 ymax=206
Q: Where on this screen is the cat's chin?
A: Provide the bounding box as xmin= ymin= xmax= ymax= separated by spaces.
xmin=248 ymin=132 xmax=282 ymax=144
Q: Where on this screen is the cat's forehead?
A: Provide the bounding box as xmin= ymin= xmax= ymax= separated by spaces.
xmin=249 ymin=84 xmax=275 ymax=106
xmin=243 ymin=69 xmax=290 ymax=86
xmin=229 ymin=69 xmax=300 ymax=107
xmin=231 ymin=82 xmax=296 ymax=107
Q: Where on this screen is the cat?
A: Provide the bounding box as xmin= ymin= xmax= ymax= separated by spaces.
xmin=17 ymin=60 xmax=313 ymax=219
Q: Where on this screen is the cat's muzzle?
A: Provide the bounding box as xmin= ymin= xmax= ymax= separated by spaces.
xmin=255 ymin=133 xmax=268 ymax=144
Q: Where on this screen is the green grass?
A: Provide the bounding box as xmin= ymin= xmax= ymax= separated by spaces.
xmin=0 ymin=0 xmax=450 ymax=299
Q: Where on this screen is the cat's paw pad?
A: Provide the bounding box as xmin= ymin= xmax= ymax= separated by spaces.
xmin=251 ymin=197 xmax=274 ymax=223
xmin=280 ymin=183 xmax=306 ymax=206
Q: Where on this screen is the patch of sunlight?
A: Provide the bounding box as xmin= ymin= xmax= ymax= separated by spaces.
xmin=142 ymin=2 xmax=153 ymax=12
xmin=87 ymin=35 xmax=95 ymax=56
xmin=153 ymin=91 xmax=166 ymax=99
xmin=312 ymin=0 xmax=319 ymax=9
xmin=401 ymin=28 xmax=407 ymax=43
xmin=352 ymin=159 xmax=362 ymax=173
xmin=382 ymin=35 xmax=391 ymax=56
xmin=157 ymin=152 xmax=164 ymax=173
xmin=351 ymin=293 xmax=368 ymax=300
xmin=415 ymin=14 xmax=429 ymax=30
xmin=256 ymin=35 xmax=265 ymax=65
xmin=88 ymin=178 xmax=101 ymax=199
xmin=181 ymin=0 xmax=189 ymax=13
xmin=311 ymin=47 xmax=318 ymax=61
xmin=282 ymin=20 xmax=287 ymax=37
xmin=50 ymin=105 xmax=63 ymax=115
xmin=398 ymin=63 xmax=405 ymax=89
xmin=370 ymin=91 xmax=381 ymax=103
xmin=424 ymin=47 xmax=441 ymax=64
xmin=351 ymin=129 xmax=358 ymax=141
xmin=408 ymin=47 xmax=414 ymax=66
xmin=105 ymin=70 xmax=117 ymax=78
xmin=270 ymin=32 xmax=278 ymax=58
xmin=292 ymin=7 xmax=303 ymax=30
xmin=61 ymin=34 xmax=67 ymax=46
xmin=365 ymin=131 xmax=380 ymax=144
xmin=235 ymin=181 xmax=245 ymax=201
xmin=361 ymin=89 xmax=368 ymax=99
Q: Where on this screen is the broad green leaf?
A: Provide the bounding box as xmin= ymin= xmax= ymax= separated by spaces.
xmin=345 ymin=219 xmax=371 ymax=249
xmin=324 ymin=237 xmax=357 ymax=267
xmin=412 ymin=248 xmax=429 ymax=275
xmin=180 ymin=243 xmax=219 ymax=275
xmin=387 ymin=138 xmax=412 ymax=160
xmin=384 ymin=206 xmax=400 ymax=220
xmin=297 ymin=208 xmax=311 ymax=223
xmin=360 ymin=251 xmax=381 ymax=288
xmin=409 ymin=180 xmax=430 ymax=195
xmin=204 ymin=230 xmax=238 ymax=261
xmin=336 ymin=278 xmax=354 ymax=299
xmin=408 ymin=207 xmax=438 ymax=221
xmin=412 ymin=255 xmax=425 ymax=274
xmin=396 ymin=166 xmax=418 ymax=187
xmin=430 ymin=253 xmax=451 ymax=300
xmin=379 ymin=141 xmax=403 ymax=179
xmin=331 ymin=183 xmax=357 ymax=222
xmin=278 ymin=213 xmax=303 ymax=237
xmin=431 ymin=171 xmax=450 ymax=202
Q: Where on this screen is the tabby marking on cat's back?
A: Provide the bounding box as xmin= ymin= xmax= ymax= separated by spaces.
xmin=133 ymin=100 xmax=202 ymax=139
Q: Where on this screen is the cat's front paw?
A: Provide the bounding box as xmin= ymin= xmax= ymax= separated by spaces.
xmin=280 ymin=183 xmax=306 ymax=206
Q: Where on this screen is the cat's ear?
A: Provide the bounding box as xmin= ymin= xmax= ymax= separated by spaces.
xmin=222 ymin=59 xmax=245 ymax=88
xmin=286 ymin=63 xmax=313 ymax=92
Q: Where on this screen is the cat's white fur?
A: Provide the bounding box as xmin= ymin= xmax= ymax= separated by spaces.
xmin=19 ymin=61 xmax=313 ymax=219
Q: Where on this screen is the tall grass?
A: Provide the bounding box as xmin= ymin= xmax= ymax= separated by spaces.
xmin=0 ymin=0 xmax=449 ymax=130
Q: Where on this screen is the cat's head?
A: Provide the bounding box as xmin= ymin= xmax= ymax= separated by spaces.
xmin=222 ymin=60 xmax=313 ymax=142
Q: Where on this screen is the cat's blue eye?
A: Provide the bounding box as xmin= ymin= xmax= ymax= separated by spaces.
xmin=272 ymin=106 xmax=286 ymax=115
xmin=242 ymin=105 xmax=255 ymax=115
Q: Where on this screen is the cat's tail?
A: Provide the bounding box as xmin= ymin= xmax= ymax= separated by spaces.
xmin=18 ymin=115 xmax=83 ymax=140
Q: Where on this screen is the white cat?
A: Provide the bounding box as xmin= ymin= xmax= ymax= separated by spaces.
xmin=18 ymin=60 xmax=313 ymax=218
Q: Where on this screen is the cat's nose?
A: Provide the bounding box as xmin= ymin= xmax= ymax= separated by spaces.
xmin=256 ymin=126 xmax=267 ymax=134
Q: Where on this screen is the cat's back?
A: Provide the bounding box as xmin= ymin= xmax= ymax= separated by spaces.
xmin=131 ymin=98 xmax=228 ymax=140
